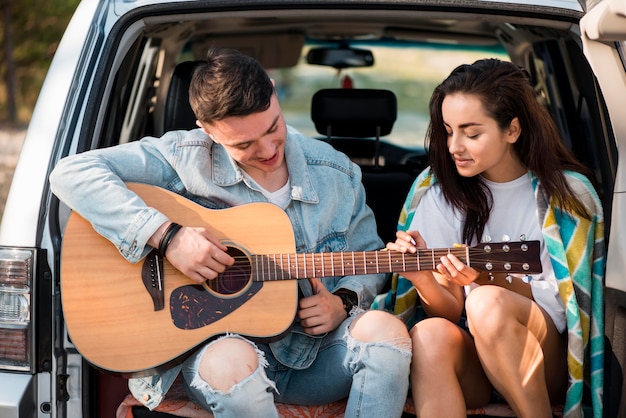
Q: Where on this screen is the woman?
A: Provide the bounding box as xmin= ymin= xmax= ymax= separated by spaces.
xmin=386 ymin=59 xmax=604 ymax=417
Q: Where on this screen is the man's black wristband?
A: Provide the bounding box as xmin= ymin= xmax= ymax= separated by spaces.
xmin=158 ymin=222 xmax=182 ymax=258
xmin=335 ymin=290 xmax=358 ymax=315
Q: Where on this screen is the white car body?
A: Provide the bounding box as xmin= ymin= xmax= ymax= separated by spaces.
xmin=1 ymin=0 xmax=625 ymax=416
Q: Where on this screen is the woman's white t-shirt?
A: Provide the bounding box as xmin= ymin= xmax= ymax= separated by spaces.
xmin=406 ymin=174 xmax=566 ymax=333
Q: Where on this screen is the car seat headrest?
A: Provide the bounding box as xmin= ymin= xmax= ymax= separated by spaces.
xmin=164 ymin=61 xmax=204 ymax=132
xmin=310 ymin=89 xmax=397 ymax=138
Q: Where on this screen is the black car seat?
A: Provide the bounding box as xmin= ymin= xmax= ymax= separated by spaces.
xmin=311 ymin=88 xmax=415 ymax=243
xmin=163 ymin=60 xmax=204 ymax=132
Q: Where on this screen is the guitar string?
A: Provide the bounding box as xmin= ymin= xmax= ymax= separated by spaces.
xmin=162 ymin=248 xmax=533 ymax=280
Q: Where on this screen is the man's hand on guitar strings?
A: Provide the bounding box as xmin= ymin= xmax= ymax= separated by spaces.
xmin=164 ymin=226 xmax=234 ymax=283
xmin=297 ymin=278 xmax=347 ymax=335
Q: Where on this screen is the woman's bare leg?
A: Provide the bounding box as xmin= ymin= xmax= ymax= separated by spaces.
xmin=410 ymin=317 xmax=492 ymax=417
xmin=465 ymin=286 xmax=567 ymax=418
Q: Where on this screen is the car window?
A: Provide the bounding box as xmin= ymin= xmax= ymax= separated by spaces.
xmin=271 ymin=43 xmax=509 ymax=150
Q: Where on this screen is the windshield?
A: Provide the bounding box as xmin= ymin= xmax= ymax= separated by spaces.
xmin=272 ymin=42 xmax=509 ymax=150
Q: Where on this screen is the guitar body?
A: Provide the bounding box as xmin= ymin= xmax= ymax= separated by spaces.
xmin=61 ymin=183 xmax=297 ymax=375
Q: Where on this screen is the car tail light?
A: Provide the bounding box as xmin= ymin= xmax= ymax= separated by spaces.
xmin=0 ymin=248 xmax=34 ymax=371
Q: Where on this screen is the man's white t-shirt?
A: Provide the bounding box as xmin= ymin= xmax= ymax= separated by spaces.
xmin=242 ymin=171 xmax=292 ymax=209
xmin=406 ymin=174 xmax=566 ymax=333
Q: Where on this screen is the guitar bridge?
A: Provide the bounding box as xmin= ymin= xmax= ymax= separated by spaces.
xmin=141 ymin=249 xmax=165 ymax=311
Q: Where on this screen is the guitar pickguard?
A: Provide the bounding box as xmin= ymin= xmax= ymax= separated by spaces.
xmin=170 ymin=282 xmax=263 ymax=330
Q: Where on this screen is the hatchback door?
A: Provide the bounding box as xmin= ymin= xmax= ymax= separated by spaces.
xmin=580 ymin=1 xmax=626 ymax=416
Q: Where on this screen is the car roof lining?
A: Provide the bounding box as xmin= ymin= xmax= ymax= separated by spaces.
xmin=143 ymin=8 xmax=577 ymax=44
xmin=138 ymin=8 xmax=580 ymax=71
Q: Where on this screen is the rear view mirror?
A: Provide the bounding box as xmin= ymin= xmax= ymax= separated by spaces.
xmin=306 ymin=47 xmax=374 ymax=69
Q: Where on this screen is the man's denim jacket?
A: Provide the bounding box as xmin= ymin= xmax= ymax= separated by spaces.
xmin=50 ymin=126 xmax=386 ymax=409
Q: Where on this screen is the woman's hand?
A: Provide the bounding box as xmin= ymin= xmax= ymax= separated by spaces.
xmin=436 ymin=253 xmax=480 ymax=286
xmin=386 ymin=230 xmax=427 ymax=253
xmin=387 ymin=230 xmax=466 ymax=320
xmin=387 ymin=230 xmax=479 ymax=286
xmin=386 ymin=230 xmax=429 ymax=283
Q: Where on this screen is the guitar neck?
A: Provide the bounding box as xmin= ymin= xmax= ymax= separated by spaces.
xmin=250 ymin=242 xmax=541 ymax=281
xmin=251 ymin=249 xmax=448 ymax=280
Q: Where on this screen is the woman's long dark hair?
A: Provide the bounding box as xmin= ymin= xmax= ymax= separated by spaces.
xmin=426 ymin=58 xmax=594 ymax=244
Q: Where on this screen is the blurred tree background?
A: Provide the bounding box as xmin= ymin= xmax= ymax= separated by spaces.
xmin=1 ymin=0 xmax=80 ymax=127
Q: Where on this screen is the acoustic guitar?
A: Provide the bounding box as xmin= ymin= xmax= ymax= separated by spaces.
xmin=60 ymin=183 xmax=542 ymax=376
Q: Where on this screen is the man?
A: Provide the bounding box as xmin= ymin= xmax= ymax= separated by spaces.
xmin=50 ymin=48 xmax=411 ymax=417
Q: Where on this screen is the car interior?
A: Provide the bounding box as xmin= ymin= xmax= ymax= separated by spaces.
xmin=61 ymin=4 xmax=618 ymax=417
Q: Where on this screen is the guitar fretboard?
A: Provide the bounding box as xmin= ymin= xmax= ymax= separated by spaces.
xmin=251 ymin=248 xmax=471 ymax=281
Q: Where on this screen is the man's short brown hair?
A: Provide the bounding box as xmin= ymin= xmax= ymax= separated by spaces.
xmin=189 ymin=48 xmax=274 ymax=123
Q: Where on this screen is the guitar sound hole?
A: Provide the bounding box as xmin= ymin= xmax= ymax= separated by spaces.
xmin=208 ymin=247 xmax=251 ymax=295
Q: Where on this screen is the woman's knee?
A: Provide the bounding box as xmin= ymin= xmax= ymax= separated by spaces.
xmin=349 ymin=309 xmax=410 ymax=343
xmin=410 ymin=317 xmax=462 ymax=355
xmin=410 ymin=318 xmax=473 ymax=376
xmin=197 ymin=336 xmax=260 ymax=391
xmin=465 ymin=286 xmax=511 ymax=337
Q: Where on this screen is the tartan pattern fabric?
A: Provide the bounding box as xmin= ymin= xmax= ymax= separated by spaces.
xmin=371 ymin=168 xmax=605 ymax=418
